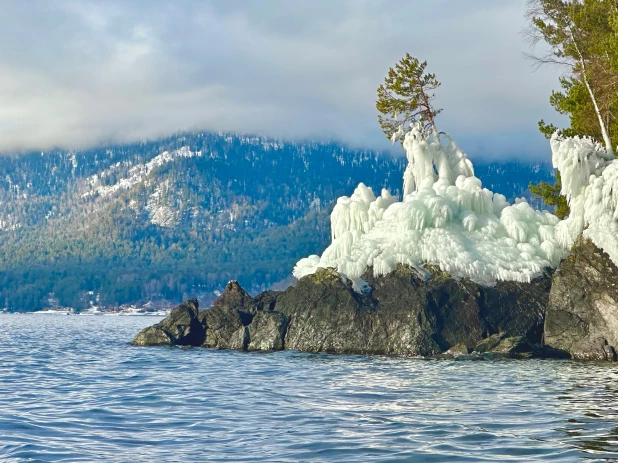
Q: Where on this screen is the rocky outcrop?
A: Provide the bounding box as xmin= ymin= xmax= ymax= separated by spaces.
xmin=544 ymin=238 xmax=618 ymax=361
xmin=132 ymin=266 xmax=555 ymax=357
xmin=199 ymin=281 xmax=255 ymax=349
xmin=191 ymin=281 xmax=289 ymax=351
xmin=132 ymin=237 xmax=618 ymax=361
xmin=273 ymin=266 xmax=551 ymax=356
xmin=132 ymin=299 xmax=204 ymax=346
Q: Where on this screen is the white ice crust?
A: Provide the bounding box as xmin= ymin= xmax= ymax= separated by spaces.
xmin=294 ymin=123 xmax=574 ymax=285
xmin=550 ymin=133 xmax=618 ymax=263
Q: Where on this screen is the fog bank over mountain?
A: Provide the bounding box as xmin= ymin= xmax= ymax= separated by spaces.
xmin=0 ymin=1 xmax=563 ymax=158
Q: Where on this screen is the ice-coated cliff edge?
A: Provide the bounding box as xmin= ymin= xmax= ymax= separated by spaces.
xmin=295 ymin=124 xmax=570 ymax=285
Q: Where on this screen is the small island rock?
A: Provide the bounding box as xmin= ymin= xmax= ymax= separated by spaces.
xmin=132 ymin=266 xmax=555 ymax=357
xmin=132 ymin=299 xmax=204 ymax=346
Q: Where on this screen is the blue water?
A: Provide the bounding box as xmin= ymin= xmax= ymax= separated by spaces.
xmin=1 ymin=314 xmax=618 ymax=462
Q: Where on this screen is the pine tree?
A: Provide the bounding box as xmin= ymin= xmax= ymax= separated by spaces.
xmin=376 ymin=54 xmax=442 ymax=139
xmin=527 ymin=0 xmax=616 ymax=154
xmin=529 ymin=173 xmax=569 ymax=219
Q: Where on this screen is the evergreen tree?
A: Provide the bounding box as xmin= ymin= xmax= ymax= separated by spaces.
xmin=526 ymin=0 xmax=618 ymax=213
xmin=376 ymin=54 xmax=442 ymax=139
xmin=529 ymin=172 xmax=569 ymax=219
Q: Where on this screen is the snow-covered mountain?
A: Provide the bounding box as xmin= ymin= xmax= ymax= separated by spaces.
xmin=0 ymin=131 xmax=554 ymax=311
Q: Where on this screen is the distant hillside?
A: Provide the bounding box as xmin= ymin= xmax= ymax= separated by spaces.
xmin=0 ymin=132 xmax=554 ymax=311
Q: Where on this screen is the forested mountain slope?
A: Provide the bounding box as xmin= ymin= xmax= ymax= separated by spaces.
xmin=0 ymin=132 xmax=554 ymax=311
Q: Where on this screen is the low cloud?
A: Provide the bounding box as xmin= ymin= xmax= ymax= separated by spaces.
xmin=0 ymin=0 xmax=564 ymax=159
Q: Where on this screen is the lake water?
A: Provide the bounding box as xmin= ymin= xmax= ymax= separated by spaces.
xmin=1 ymin=314 xmax=618 ymax=462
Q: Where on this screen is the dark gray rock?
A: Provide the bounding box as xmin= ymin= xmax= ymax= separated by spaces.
xmin=200 ymin=306 xmax=245 ymax=349
xmin=251 ymin=291 xmax=280 ymax=313
xmin=132 ymin=299 xmax=204 ymax=346
xmin=474 ymin=335 xmax=535 ymax=359
xmin=472 ymin=334 xmax=570 ymax=359
xmin=200 ymin=281 xmax=252 ymax=349
xmin=212 ymin=280 xmax=255 ymax=322
xmin=445 ymin=343 xmax=470 ymax=356
xmin=228 ymin=326 xmax=250 ymax=350
xmin=132 ymin=264 xmax=552 ymax=357
xmin=272 ymin=267 xmax=441 ymax=355
xmin=474 ymin=333 xmax=508 ymax=353
xmin=481 ymin=276 xmax=551 ymax=344
xmin=544 ymin=238 xmax=618 ymax=361
xmin=132 ymin=326 xmax=172 ymax=346
xmin=273 ymin=265 xmax=550 ymax=356
xmin=248 ymin=311 xmax=288 ymax=351
xmin=491 ymin=336 xmax=534 ymax=355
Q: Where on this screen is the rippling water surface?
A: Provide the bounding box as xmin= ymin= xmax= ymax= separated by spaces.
xmin=1 ymin=314 xmax=618 ymax=462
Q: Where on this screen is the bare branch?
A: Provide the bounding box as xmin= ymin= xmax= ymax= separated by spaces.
xmin=524 ymin=51 xmax=573 ymax=70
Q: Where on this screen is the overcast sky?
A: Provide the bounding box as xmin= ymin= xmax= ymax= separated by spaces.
xmin=0 ymin=0 xmax=565 ymax=160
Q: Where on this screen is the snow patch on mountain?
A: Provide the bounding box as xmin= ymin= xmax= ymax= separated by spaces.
xmin=84 ymin=146 xmax=202 ymax=198
xmin=0 ymin=216 xmax=20 ymax=231
xmin=148 ymin=205 xmax=178 ymax=228
xmin=146 ymin=179 xmax=179 ymax=228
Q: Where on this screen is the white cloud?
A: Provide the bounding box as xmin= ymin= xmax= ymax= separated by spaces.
xmin=0 ymin=0 xmax=564 ymax=158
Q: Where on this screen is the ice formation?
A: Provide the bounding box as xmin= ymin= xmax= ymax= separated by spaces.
xmin=294 ymin=123 xmax=571 ymax=285
xmin=549 ymin=133 xmax=618 ymax=263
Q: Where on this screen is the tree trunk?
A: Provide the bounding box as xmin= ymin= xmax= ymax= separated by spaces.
xmin=419 ymin=89 xmax=439 ymax=139
xmin=570 ymin=24 xmax=614 ymax=155
xmin=582 ymin=67 xmax=614 ymax=155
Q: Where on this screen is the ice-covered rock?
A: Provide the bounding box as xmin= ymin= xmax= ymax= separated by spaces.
xmin=294 ymin=123 xmax=569 ymax=285
xmin=550 ymin=133 xmax=618 ymax=263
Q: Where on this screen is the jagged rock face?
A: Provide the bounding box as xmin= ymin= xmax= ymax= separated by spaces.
xmin=545 ymin=238 xmax=618 ymax=361
xmin=248 ymin=311 xmax=288 ymax=351
xmin=275 ymin=266 xmax=550 ymax=356
xmin=191 ymin=281 xmax=288 ymax=350
xmin=211 ymin=281 xmax=254 ymax=316
xmin=132 ymin=299 xmax=204 ymax=346
xmin=275 ymin=268 xmax=410 ymax=354
xmin=132 ymin=267 xmax=552 ymax=356
xmin=200 ymin=281 xmax=254 ymax=349
xmin=199 ymin=306 xmax=246 ymax=349
xmin=481 ymin=279 xmax=549 ymax=343
xmin=276 ymin=267 xmax=444 ymax=355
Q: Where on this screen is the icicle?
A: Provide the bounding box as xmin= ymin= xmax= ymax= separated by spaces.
xmin=549 ymin=133 xmax=618 ymax=265
xmin=293 ymin=126 xmax=572 ymax=285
